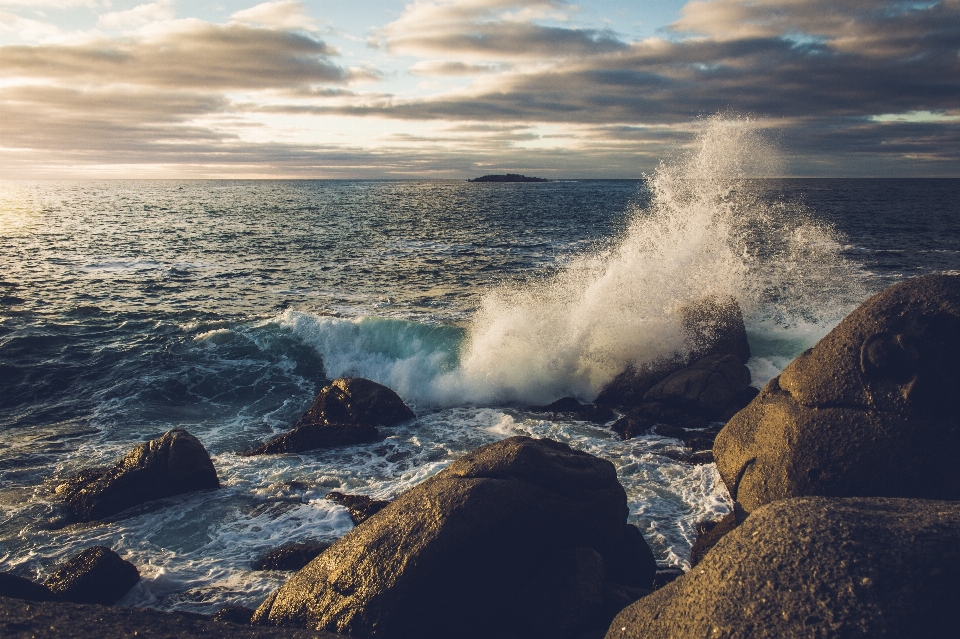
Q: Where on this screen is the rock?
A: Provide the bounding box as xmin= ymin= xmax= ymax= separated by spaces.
xmin=596 ymin=297 xmax=750 ymax=409
xmin=56 ymin=428 xmax=220 ymax=522
xmin=687 ymin=511 xmax=738 ymax=567
xmin=324 ymin=492 xmax=390 ymax=525
xmin=610 ymin=402 xmax=710 ymax=440
xmin=296 ymin=378 xmax=415 ymax=429
xmin=534 ymin=398 xmax=616 ymax=424
xmin=252 ymin=436 xmax=657 ymax=639
xmin=44 ymin=546 xmax=140 ymax=606
xmin=246 ymin=378 xmax=414 ymax=455
xmin=213 ymin=606 xmax=256 ymax=624
xmin=518 ymin=547 xmax=606 ymax=636
xmin=643 ymin=354 xmax=751 ymax=418
xmin=651 ymin=568 xmax=683 ymax=590
xmin=0 ymin=572 xmax=59 ymax=602
xmin=607 ymin=496 xmax=960 ymax=639
xmin=246 ymin=423 xmax=383 ymax=455
xmin=714 ymin=275 xmax=960 ymax=515
xmin=253 ymin=542 xmax=332 ymax=571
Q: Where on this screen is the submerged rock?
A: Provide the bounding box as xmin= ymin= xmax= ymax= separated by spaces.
xmin=324 ymin=492 xmax=390 ymax=525
xmin=56 ymin=428 xmax=220 ymax=522
xmin=252 ymin=436 xmax=656 ymax=639
xmin=608 ymin=497 xmax=960 ymax=639
xmin=253 ymin=542 xmax=332 ymax=572
xmin=0 ymin=572 xmax=59 ymax=603
xmin=715 ymin=274 xmax=960 ymax=515
xmin=247 ymin=378 xmax=414 ymax=455
xmin=596 ymin=296 xmax=750 ymax=409
xmin=533 ymin=397 xmax=615 ymax=423
xmin=44 ymin=546 xmax=140 ymax=606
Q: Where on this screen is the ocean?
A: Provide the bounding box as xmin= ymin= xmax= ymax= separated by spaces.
xmin=2 ymin=127 xmax=959 ymax=615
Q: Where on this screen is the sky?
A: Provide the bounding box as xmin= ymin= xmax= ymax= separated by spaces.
xmin=1 ymin=0 xmax=959 ymax=179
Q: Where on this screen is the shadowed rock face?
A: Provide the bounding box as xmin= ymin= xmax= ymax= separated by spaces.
xmin=252 ymin=436 xmax=656 ymax=639
xmin=44 ymin=546 xmax=140 ymax=606
xmin=56 ymin=428 xmax=220 ymax=522
xmin=607 ymin=497 xmax=960 ymax=639
xmin=715 ymin=275 xmax=960 ymax=514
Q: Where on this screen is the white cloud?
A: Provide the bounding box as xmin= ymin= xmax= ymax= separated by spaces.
xmin=230 ymin=0 xmax=319 ymax=31
xmin=98 ymin=1 xmax=176 ymax=30
xmin=0 ymin=0 xmax=102 ymax=7
xmin=0 ymin=11 xmax=65 ymax=42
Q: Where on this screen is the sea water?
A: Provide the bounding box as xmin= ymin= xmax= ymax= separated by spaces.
xmin=2 ymin=120 xmax=959 ymax=614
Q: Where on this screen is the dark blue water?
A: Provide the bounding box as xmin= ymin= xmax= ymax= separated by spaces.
xmin=0 ymin=176 xmax=958 ymax=614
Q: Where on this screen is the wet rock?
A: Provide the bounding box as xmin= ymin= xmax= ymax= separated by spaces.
xmin=596 ymin=297 xmax=750 ymax=409
xmin=56 ymin=428 xmax=220 ymax=522
xmin=651 ymin=568 xmax=684 ymax=590
xmin=44 ymin=546 xmax=140 ymax=606
xmin=610 ymin=402 xmax=709 ymax=440
xmin=643 ymin=354 xmax=751 ymax=418
xmin=253 ymin=542 xmax=332 ymax=571
xmin=252 ymin=436 xmax=657 ymax=639
xmin=246 ymin=423 xmax=382 ymax=455
xmin=296 ymin=378 xmax=414 ymax=429
xmin=608 ymin=497 xmax=960 ymax=639
xmin=212 ymin=606 xmax=256 ymax=624
xmin=324 ymin=492 xmax=390 ymax=525
xmin=715 ymin=275 xmax=960 ymax=515
xmin=246 ymin=378 xmax=414 ymax=455
xmin=534 ymin=398 xmax=616 ymax=424
xmin=0 ymin=572 xmax=59 ymax=602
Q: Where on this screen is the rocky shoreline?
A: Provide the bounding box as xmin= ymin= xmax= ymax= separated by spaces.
xmin=3 ymin=275 xmax=958 ymax=637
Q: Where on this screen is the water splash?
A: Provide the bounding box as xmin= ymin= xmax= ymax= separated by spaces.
xmin=433 ymin=116 xmax=867 ymax=405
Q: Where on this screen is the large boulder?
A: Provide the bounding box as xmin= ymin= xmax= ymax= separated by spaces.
xmin=56 ymin=428 xmax=220 ymax=522
xmin=596 ymin=296 xmax=750 ymax=408
xmin=608 ymin=497 xmax=960 ymax=639
xmin=247 ymin=378 xmax=414 ymax=455
xmin=252 ymin=436 xmax=657 ymax=639
xmin=714 ymin=275 xmax=960 ymax=515
xmin=643 ymin=353 xmax=751 ymax=418
xmin=44 ymin=546 xmax=140 ymax=606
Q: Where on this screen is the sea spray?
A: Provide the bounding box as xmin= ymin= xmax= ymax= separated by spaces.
xmin=438 ymin=116 xmax=867 ymax=405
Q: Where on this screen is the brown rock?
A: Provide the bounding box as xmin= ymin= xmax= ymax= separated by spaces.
xmin=251 ymin=436 xmax=656 ymax=639
xmin=324 ymin=492 xmax=390 ymax=525
xmin=643 ymin=354 xmax=751 ymax=418
xmin=44 ymin=547 xmax=139 ymax=606
xmin=714 ymin=275 xmax=960 ymax=515
xmin=607 ymin=497 xmax=960 ymax=639
xmin=253 ymin=542 xmax=332 ymax=572
xmin=56 ymin=429 xmax=219 ymax=522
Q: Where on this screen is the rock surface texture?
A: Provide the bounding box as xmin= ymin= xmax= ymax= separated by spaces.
xmin=44 ymin=546 xmax=140 ymax=606
xmin=253 ymin=543 xmax=332 ymax=572
xmin=324 ymin=492 xmax=390 ymax=525
xmin=248 ymin=378 xmax=414 ymax=454
xmin=0 ymin=573 xmax=59 ymax=603
xmin=608 ymin=497 xmax=960 ymax=639
xmin=714 ymin=275 xmax=960 ymax=514
xmin=56 ymin=428 xmax=219 ymax=522
xmin=252 ymin=436 xmax=656 ymax=639
xmin=596 ymin=296 xmax=750 ymax=408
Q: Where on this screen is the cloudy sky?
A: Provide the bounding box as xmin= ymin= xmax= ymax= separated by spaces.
xmin=2 ymin=0 xmax=959 ymax=178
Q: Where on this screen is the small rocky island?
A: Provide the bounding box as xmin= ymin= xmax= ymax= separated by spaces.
xmin=467 ymin=174 xmax=550 ymax=182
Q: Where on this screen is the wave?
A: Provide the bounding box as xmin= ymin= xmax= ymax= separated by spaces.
xmin=281 ymin=117 xmax=868 ymax=408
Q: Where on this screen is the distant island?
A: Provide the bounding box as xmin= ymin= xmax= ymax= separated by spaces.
xmin=467 ymin=173 xmax=550 ymax=182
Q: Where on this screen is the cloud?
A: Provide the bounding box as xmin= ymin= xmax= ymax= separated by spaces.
xmin=231 ymin=1 xmax=321 ymax=32
xmin=98 ymin=1 xmax=177 ymax=30
xmin=1 ymin=21 xmax=350 ymax=89
xmin=379 ymin=0 xmax=626 ymax=59
xmin=410 ymin=60 xmax=505 ymax=75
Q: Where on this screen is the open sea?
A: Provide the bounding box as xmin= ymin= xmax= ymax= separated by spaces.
xmin=2 ymin=130 xmax=960 ymax=615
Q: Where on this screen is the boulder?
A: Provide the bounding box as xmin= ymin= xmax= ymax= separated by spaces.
xmin=687 ymin=511 xmax=738 ymax=567
xmin=607 ymin=497 xmax=960 ymax=639
xmin=56 ymin=428 xmax=220 ymax=522
xmin=533 ymin=397 xmax=615 ymax=424
xmin=324 ymin=492 xmax=390 ymax=525
xmin=253 ymin=542 xmax=332 ymax=572
xmin=714 ymin=275 xmax=960 ymax=515
xmin=247 ymin=378 xmax=414 ymax=455
xmin=44 ymin=546 xmax=140 ymax=606
xmin=212 ymin=606 xmax=256 ymax=624
xmin=0 ymin=572 xmax=59 ymax=602
xmin=643 ymin=354 xmax=751 ymax=418
xmin=596 ymin=297 xmax=750 ymax=409
xmin=252 ymin=436 xmax=657 ymax=639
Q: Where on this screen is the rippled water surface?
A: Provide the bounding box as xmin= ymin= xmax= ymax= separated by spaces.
xmin=1 ymin=173 xmax=958 ymax=614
